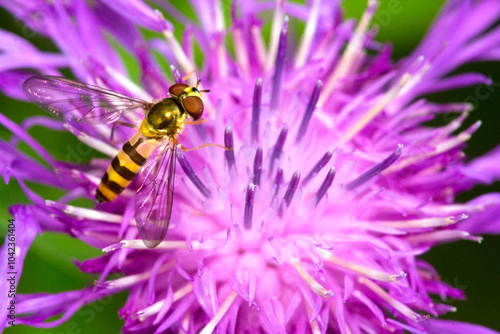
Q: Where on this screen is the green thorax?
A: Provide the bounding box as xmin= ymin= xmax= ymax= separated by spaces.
xmin=140 ymin=98 xmax=187 ymax=138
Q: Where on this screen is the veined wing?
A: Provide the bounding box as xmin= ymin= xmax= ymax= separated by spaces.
xmin=135 ymin=141 xmax=176 ymax=248
xmin=22 ymin=75 xmax=151 ymax=124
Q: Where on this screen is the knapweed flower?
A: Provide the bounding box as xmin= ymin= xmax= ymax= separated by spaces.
xmin=1 ymin=0 xmax=500 ymax=333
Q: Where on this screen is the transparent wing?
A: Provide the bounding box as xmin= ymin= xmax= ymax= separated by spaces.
xmin=135 ymin=142 xmax=176 ymax=248
xmin=22 ymin=75 xmax=151 ymax=124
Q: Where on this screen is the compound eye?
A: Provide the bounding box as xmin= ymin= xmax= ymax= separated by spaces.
xmin=182 ymin=96 xmax=204 ymax=120
xmin=169 ymin=83 xmax=189 ymax=96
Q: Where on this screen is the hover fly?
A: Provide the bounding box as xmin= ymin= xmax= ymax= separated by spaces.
xmin=23 ymin=75 xmax=221 ymax=248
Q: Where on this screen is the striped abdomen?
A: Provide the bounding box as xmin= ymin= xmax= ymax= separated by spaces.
xmin=96 ymin=132 xmax=156 ymax=203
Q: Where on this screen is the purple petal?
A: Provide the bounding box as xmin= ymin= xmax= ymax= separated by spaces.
xmin=457 ymin=193 xmax=500 ymax=234
xmin=422 ymin=319 xmax=500 ymax=334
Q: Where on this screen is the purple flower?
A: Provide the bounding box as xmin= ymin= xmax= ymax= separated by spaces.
xmin=1 ymin=0 xmax=500 ymax=333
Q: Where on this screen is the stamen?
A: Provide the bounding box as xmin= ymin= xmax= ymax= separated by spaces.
xmin=199 ymin=291 xmax=238 ymax=334
xmin=224 ymin=126 xmax=236 ymax=171
xmin=295 ymin=0 xmax=321 ymax=68
xmin=244 ymin=183 xmax=256 ymax=229
xmin=99 ymin=63 xmax=152 ymax=101
xmin=266 ymin=0 xmax=285 ymax=71
xmin=427 ymin=102 xmax=473 ymax=114
xmin=378 ymin=214 xmax=467 ymax=229
xmin=216 ymin=34 xmax=228 ymax=80
xmin=303 ymin=295 xmax=322 ymax=334
xmin=383 ymin=122 xmax=480 ymax=174
xmin=251 ymin=79 xmax=263 ymax=143
xmin=406 ymin=230 xmax=483 ymax=244
xmin=439 ymin=110 xmax=469 ymax=137
xmin=283 ymin=170 xmax=301 ymax=207
xmin=270 ymin=16 xmax=289 ymax=111
xmin=421 ymin=202 xmax=487 ymax=215
xmin=315 ymin=167 xmax=336 ymax=206
xmin=295 ymin=80 xmax=322 ymax=142
xmin=347 ymin=78 xmax=408 ymax=143
xmin=181 ymin=311 xmax=190 ymax=332
xmin=358 ymin=277 xmax=424 ymax=321
xmin=273 ymin=168 xmax=284 ymax=198
xmin=251 ymin=23 xmax=267 ymax=70
xmin=213 ymin=0 xmax=225 ymax=32
xmin=341 ymin=59 xmax=428 ymax=143
xmin=318 ymin=0 xmax=379 ymax=107
xmin=103 ymin=239 xmax=187 ymax=252
xmin=345 ymin=144 xmax=402 ymax=190
xmin=161 ymin=22 xmax=196 ymax=86
xmin=323 ymin=252 xmax=405 ymax=282
xmin=45 ymin=200 xmax=124 ymax=223
xmin=248 ymin=272 xmax=257 ymax=307
xmin=279 ymin=170 xmax=300 ymax=216
xmin=170 ymin=65 xmax=182 ymax=83
xmin=253 ymin=146 xmax=263 ymax=186
xmin=133 ymin=283 xmax=193 ymax=321
xmin=177 ymin=148 xmax=211 ymax=198
xmin=96 ymin=261 xmax=175 ymax=289
xmin=291 ymin=258 xmax=333 ymax=298
xmin=233 ymin=23 xmax=250 ymax=75
xmin=269 ymin=126 xmax=288 ymax=174
xmin=96 ymin=271 xmax=149 ymax=289
xmin=302 ymin=150 xmax=334 ymax=185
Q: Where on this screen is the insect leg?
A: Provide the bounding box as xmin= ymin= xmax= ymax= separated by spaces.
xmin=110 ymin=121 xmax=136 ymax=144
xmin=185 ymin=118 xmax=207 ymax=126
xmin=182 ymin=70 xmax=196 ymax=81
xmin=181 ymin=143 xmax=233 ymax=152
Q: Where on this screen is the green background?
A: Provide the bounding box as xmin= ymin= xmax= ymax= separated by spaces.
xmin=1 ymin=0 xmax=500 ymax=332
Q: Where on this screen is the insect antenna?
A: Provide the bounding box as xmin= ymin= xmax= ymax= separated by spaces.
xmin=196 ymin=79 xmax=210 ymax=93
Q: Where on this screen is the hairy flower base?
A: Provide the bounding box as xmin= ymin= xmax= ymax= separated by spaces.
xmin=2 ymin=0 xmax=500 ymax=333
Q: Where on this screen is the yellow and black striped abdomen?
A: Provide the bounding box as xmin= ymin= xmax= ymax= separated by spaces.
xmin=96 ymin=133 xmax=156 ymax=203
